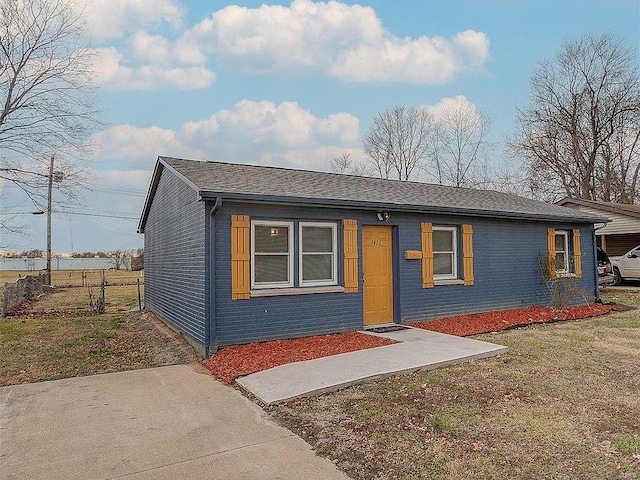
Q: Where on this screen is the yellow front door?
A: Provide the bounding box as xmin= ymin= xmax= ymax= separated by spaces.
xmin=362 ymin=225 xmax=394 ymax=326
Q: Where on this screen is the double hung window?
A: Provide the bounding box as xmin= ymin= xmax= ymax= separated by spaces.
xmin=433 ymin=226 xmax=457 ymax=279
xmin=251 ymin=221 xmax=293 ymax=288
xmin=299 ymin=223 xmax=337 ymax=286
xmin=251 ymin=220 xmax=337 ymax=289
xmin=554 ymin=231 xmax=569 ymax=273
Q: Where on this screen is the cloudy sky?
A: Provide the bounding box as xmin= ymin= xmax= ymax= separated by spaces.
xmin=3 ymin=0 xmax=639 ymax=253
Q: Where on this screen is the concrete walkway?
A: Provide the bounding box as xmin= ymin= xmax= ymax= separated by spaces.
xmin=237 ymin=327 xmax=508 ymax=405
xmin=0 ymin=365 xmax=348 ymax=480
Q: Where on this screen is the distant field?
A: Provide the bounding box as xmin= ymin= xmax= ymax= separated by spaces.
xmin=0 ymin=269 xmax=143 ymax=287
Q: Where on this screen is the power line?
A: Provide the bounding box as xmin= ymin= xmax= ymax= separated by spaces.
xmin=90 ymin=187 xmax=146 ymax=197
xmin=1 ymin=210 xmax=137 ymax=220
xmin=54 ymin=211 xmax=139 ymax=220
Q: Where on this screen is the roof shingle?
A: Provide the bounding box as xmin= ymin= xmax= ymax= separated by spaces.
xmin=153 ymin=157 xmax=608 ymax=224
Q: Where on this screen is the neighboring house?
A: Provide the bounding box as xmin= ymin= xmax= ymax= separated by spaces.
xmin=138 ymin=157 xmax=606 ymax=357
xmin=556 ymin=198 xmax=640 ymax=256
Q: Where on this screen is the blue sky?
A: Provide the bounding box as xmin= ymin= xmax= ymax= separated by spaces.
xmin=3 ymin=0 xmax=639 ymax=253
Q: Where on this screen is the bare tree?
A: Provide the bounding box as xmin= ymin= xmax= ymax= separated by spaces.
xmin=363 ymin=105 xmax=434 ymax=181
xmin=329 ymin=152 xmax=371 ymax=177
xmin=0 ymin=0 xmax=98 ymax=159
xmin=109 ymin=250 xmax=129 ymax=271
xmin=0 ymin=0 xmax=99 ymax=234
xmin=514 ymin=33 xmax=640 ymax=203
xmin=330 ymin=152 xmax=353 ymax=174
xmin=427 ymin=97 xmax=491 ymax=188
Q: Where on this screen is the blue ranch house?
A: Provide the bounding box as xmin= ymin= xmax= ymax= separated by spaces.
xmin=138 ymin=157 xmax=606 ymax=357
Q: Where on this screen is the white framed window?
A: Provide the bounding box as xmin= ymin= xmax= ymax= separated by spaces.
xmin=251 ymin=220 xmax=294 ymax=289
xmin=299 ymin=222 xmax=337 ymax=286
xmin=433 ymin=226 xmax=457 ymax=279
xmin=555 ymin=231 xmax=570 ymax=273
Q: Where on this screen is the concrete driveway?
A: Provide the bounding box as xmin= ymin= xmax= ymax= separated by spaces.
xmin=0 ymin=364 xmax=347 ymax=480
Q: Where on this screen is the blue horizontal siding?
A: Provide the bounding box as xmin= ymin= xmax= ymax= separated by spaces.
xmin=213 ymin=203 xmax=362 ymax=346
xmin=144 ymin=168 xmax=207 ymax=352
xmin=211 ymin=202 xmax=597 ymax=347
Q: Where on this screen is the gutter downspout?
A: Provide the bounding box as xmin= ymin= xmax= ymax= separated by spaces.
xmin=206 ymin=197 xmax=223 ymax=357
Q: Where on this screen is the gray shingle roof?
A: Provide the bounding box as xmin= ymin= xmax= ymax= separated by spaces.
xmin=146 ymin=156 xmax=608 ymax=225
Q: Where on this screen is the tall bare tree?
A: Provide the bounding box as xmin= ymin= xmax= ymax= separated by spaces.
xmin=0 ymin=0 xmax=97 ymax=159
xmin=363 ymin=105 xmax=434 ymax=181
xmin=0 ymin=0 xmax=99 ymax=235
xmin=428 ymin=96 xmax=490 ymax=188
xmin=514 ymin=33 xmax=640 ymax=203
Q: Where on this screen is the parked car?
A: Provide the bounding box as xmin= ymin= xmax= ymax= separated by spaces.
xmin=597 ymin=248 xmax=614 ymax=286
xmin=609 ymin=245 xmax=640 ymax=285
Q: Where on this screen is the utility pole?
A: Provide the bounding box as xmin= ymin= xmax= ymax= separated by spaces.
xmin=46 ymin=155 xmax=54 ymax=285
xmin=42 ymin=155 xmax=63 ymax=286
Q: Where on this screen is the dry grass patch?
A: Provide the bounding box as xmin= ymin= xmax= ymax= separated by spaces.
xmin=271 ymin=310 xmax=640 ymax=479
xmin=0 ymin=269 xmax=143 ymax=287
xmin=0 ymin=284 xmax=197 ymax=386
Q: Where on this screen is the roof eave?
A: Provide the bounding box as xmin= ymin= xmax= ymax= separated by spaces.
xmin=137 ymin=157 xmax=202 ymax=233
xmin=199 ymin=191 xmax=608 ymax=224
xmin=557 ymin=197 xmax=640 ymax=220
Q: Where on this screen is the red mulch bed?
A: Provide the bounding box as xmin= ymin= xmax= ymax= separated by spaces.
xmin=204 ymin=303 xmax=623 ymax=384
xmin=203 ymin=332 xmax=395 ymax=384
xmin=410 ymin=303 xmax=622 ymax=337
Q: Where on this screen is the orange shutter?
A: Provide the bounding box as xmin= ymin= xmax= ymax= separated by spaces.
xmin=343 ymin=219 xmax=358 ymax=293
xmin=231 ymin=215 xmax=250 ymax=300
xmin=421 ymin=222 xmax=434 ymax=288
xmin=573 ymin=229 xmax=582 ymax=278
xmin=547 ymin=227 xmax=557 ymax=280
xmin=462 ymin=224 xmax=474 ymax=286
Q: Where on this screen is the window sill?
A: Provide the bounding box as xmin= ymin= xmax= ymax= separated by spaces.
xmin=434 ymin=278 xmax=465 ymax=286
xmin=250 ymin=286 xmax=346 ymax=297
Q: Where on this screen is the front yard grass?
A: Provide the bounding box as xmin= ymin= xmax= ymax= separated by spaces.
xmin=0 ymin=283 xmax=198 ymax=386
xmin=271 ymin=294 xmax=640 ymax=479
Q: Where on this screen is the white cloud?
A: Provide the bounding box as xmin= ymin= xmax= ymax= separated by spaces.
xmin=92 ymin=100 xmax=360 ymax=170
xmin=78 ymin=0 xmax=185 ymax=41
xmin=92 ymin=124 xmax=195 ymax=161
xmin=92 ymin=44 xmax=215 ymax=90
xmin=188 ymin=0 xmax=490 ymax=84
xmin=423 ymin=95 xmax=482 ymax=122
xmin=77 ymin=2 xmax=215 ymax=90
xmin=181 ymin=100 xmax=359 ymax=151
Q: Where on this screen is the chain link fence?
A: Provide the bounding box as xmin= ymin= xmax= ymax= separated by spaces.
xmin=2 ymin=272 xmax=50 ymax=317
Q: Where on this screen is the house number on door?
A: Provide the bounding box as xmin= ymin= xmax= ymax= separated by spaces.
xmin=372 ymin=240 xmax=382 ymax=246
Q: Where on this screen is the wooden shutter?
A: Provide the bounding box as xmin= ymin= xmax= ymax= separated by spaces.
xmin=421 ymin=222 xmax=434 ymax=288
xmin=343 ymin=219 xmax=358 ymax=293
xmin=231 ymin=215 xmax=250 ymax=300
xmin=462 ymin=224 xmax=474 ymax=286
xmin=573 ymin=229 xmax=582 ymax=278
xmin=547 ymin=227 xmax=557 ymax=280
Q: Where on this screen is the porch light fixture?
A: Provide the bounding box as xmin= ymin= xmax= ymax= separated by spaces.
xmin=376 ymin=212 xmax=390 ymax=222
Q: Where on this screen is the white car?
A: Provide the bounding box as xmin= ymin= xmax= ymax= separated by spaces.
xmin=610 ymin=245 xmax=640 ymax=285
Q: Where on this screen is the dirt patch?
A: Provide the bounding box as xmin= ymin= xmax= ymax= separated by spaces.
xmin=202 ymin=332 xmax=395 ymax=383
xmin=410 ymin=303 xmax=621 ymax=336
